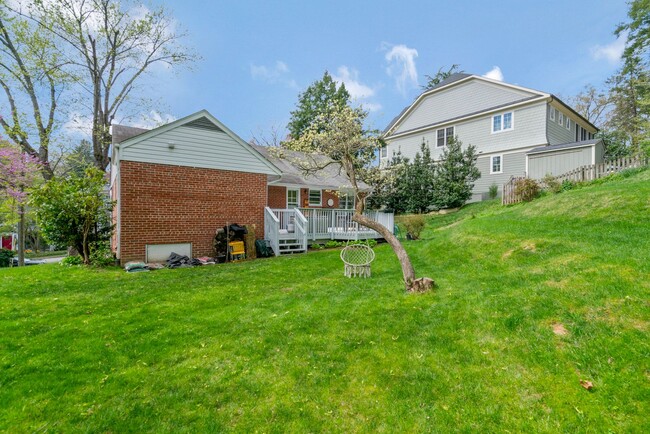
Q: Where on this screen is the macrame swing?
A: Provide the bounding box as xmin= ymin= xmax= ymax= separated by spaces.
xmin=340 ymin=241 xmax=375 ymax=278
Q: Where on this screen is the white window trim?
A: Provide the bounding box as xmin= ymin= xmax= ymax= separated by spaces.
xmin=490 ymin=154 xmax=503 ymax=174
xmin=550 ymin=106 xmax=556 ymax=121
xmin=338 ymin=192 xmax=355 ymax=210
xmin=380 ymin=145 xmax=387 ymax=158
xmin=436 ymin=126 xmax=454 ymax=147
xmin=558 ymin=112 xmax=564 ymax=126
xmin=566 ymin=118 xmax=571 ymax=130
xmin=491 ymin=112 xmax=514 ymax=134
xmin=308 ymin=189 xmax=322 ymax=206
xmin=286 ymin=188 xmax=299 ymax=208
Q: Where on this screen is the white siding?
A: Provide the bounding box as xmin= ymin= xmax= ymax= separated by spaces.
xmin=384 ymin=102 xmax=547 ymax=163
xmin=121 ymin=125 xmax=276 ymax=175
xmin=393 ymin=80 xmax=537 ymax=135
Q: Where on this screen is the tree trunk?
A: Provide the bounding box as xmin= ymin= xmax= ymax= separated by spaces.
xmin=17 ymin=205 xmax=25 ymax=267
xmin=352 ymin=213 xmax=433 ymax=292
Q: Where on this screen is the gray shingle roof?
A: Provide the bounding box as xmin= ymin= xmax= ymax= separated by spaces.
xmin=527 ymin=139 xmax=602 ymax=155
xmin=111 ymin=124 xmax=150 ymax=144
xmin=253 ymin=145 xmax=369 ymax=191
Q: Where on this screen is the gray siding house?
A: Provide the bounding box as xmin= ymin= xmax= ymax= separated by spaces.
xmin=381 ymin=73 xmax=602 ymax=201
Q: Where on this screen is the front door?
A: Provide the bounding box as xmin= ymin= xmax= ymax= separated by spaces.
xmin=287 ymin=188 xmax=299 ymax=209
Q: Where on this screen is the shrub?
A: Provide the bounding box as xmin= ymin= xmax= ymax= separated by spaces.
xmin=397 ymin=214 xmax=426 ymax=240
xmin=543 ymin=174 xmax=562 ymax=194
xmin=89 ymin=242 xmax=116 ymax=267
xmin=488 ymin=183 xmax=499 ymax=199
xmin=310 ymin=243 xmax=324 ymax=250
xmin=324 ymin=240 xmax=342 ymax=248
xmin=0 ymin=248 xmax=14 ymax=268
xmin=514 ymin=178 xmax=540 ymax=202
xmin=561 ymin=179 xmax=576 ymax=192
xmin=61 ymin=255 xmax=83 ymax=266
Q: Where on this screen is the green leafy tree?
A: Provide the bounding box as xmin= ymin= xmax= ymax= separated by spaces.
xmin=61 ymin=139 xmax=94 ymax=177
xmin=404 ymin=141 xmax=436 ymax=213
xmin=31 ymin=168 xmax=114 ymax=264
xmin=431 ymin=137 xmax=481 ymax=209
xmin=422 ymin=64 xmax=463 ymax=90
xmin=286 ymin=71 xmax=351 ymax=141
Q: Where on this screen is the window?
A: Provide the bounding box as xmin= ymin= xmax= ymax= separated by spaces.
xmin=436 ymin=126 xmax=454 ymax=147
xmin=287 ymin=189 xmax=299 ymax=209
xmin=338 ymin=193 xmax=355 ymax=210
xmin=575 ymin=125 xmax=579 ymax=141
xmin=380 ymin=145 xmax=387 ymax=158
xmin=566 ymin=118 xmax=571 ymax=130
xmin=490 ymin=155 xmax=503 ymax=174
xmin=550 ymin=107 xmax=556 ymax=121
xmin=308 ymin=189 xmax=321 ymax=206
xmin=581 ymin=127 xmax=587 ymax=141
xmin=558 ymin=112 xmax=563 ymax=126
xmin=492 ymin=112 xmax=513 ymax=133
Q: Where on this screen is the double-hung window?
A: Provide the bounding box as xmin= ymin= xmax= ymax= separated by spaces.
xmin=490 ymin=155 xmax=503 ymax=174
xmin=492 ymin=112 xmax=513 ymax=133
xmin=550 ymin=107 xmax=556 ymax=121
xmin=558 ymin=112 xmax=564 ymax=126
xmin=308 ymin=189 xmax=321 ymax=206
xmin=566 ymin=118 xmax=571 ymax=130
xmin=436 ymin=126 xmax=454 ymax=147
xmin=380 ymin=145 xmax=387 ymax=158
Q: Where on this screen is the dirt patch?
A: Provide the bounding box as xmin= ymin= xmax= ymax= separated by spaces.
xmin=552 ymin=322 xmax=569 ymax=336
xmin=502 ymin=241 xmax=537 ymax=259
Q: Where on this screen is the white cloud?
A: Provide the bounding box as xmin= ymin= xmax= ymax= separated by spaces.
xmin=382 ymin=43 xmax=419 ymax=95
xmin=130 ymin=111 xmax=177 ymax=129
xmin=331 ymin=66 xmax=381 ymax=112
xmin=591 ymin=34 xmax=627 ymax=64
xmin=483 ymin=66 xmax=504 ymax=82
xmin=250 ymin=60 xmax=297 ymax=88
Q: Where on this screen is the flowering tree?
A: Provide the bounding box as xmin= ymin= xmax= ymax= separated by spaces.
xmin=0 ymin=146 xmax=41 ymax=266
xmin=282 ymin=105 xmax=434 ymax=292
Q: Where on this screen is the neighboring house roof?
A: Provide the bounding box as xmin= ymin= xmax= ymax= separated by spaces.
xmin=382 ymin=73 xmax=596 ymax=139
xmin=527 ymin=139 xmax=602 ymax=155
xmin=253 ymin=145 xmax=370 ymax=191
xmin=111 ymin=109 xmax=281 ymax=176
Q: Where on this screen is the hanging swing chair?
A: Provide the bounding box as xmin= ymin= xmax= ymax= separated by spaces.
xmin=340 ymin=242 xmax=375 ymax=278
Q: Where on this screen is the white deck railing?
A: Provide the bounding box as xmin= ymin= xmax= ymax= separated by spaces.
xmin=297 ymin=208 xmax=394 ymax=241
xmin=264 ymin=207 xmax=280 ymax=256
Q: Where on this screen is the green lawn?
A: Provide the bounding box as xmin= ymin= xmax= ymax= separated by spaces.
xmin=1 ymin=170 xmax=649 ymax=432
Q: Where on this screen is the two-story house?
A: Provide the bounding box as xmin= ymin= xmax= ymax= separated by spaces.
xmin=381 ymin=73 xmax=601 ymax=201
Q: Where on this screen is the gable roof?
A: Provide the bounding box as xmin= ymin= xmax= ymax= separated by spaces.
xmin=113 ymin=110 xmax=281 ymax=176
xmin=383 ymin=73 xmax=551 ymax=137
xmin=253 ymin=145 xmax=370 ymax=191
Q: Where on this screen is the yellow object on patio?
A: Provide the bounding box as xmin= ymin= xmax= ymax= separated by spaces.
xmin=228 ymin=241 xmax=246 ymax=261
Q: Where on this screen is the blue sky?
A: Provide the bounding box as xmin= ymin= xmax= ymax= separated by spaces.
xmin=144 ymin=0 xmax=629 ymax=141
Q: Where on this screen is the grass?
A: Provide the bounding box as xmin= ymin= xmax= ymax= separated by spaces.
xmin=1 ymin=169 xmax=649 ymax=432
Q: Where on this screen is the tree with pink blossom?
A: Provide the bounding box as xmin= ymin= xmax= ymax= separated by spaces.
xmin=0 ymin=146 xmax=41 ymax=266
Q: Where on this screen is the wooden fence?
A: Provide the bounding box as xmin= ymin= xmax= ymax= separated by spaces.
xmin=502 ymin=156 xmax=649 ymax=205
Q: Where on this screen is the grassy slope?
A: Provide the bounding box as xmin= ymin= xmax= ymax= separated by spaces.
xmin=1 ymin=170 xmax=649 ymax=432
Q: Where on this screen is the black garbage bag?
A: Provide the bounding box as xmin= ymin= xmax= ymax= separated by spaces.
xmin=166 ymin=252 xmax=190 ymax=268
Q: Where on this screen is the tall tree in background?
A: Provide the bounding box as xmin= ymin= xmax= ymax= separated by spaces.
xmin=0 ymin=2 xmax=68 ymax=179
xmin=24 ymin=0 xmax=197 ymax=170
xmin=609 ymin=0 xmax=650 ymax=155
xmin=0 ymin=144 xmax=40 ymax=266
xmin=422 ymin=64 xmax=463 ymax=90
xmin=568 ymin=85 xmax=611 ymax=127
xmin=286 ymin=71 xmax=350 ymax=142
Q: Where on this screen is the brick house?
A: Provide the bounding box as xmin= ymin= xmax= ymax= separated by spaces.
xmin=110 ymin=110 xmax=391 ymax=263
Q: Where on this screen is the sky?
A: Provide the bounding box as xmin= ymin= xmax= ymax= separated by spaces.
xmin=125 ymin=0 xmax=629 ymax=142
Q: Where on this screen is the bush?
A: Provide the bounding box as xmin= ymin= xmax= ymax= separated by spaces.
xmin=61 ymin=255 xmax=83 ymax=266
xmin=543 ymin=174 xmax=562 ymax=194
xmin=561 ymin=179 xmax=576 ymax=192
xmin=310 ymin=243 xmax=324 ymax=250
xmin=488 ymin=183 xmax=499 ymax=199
xmin=89 ymin=242 xmax=116 ymax=267
xmin=324 ymin=240 xmax=342 ymax=248
xmin=514 ymin=178 xmax=540 ymax=202
xmin=0 ymin=248 xmax=14 ymax=268
xmin=397 ymin=214 xmax=426 ymax=240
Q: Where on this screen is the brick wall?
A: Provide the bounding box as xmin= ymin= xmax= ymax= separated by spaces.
xmin=268 ymin=185 xmax=286 ymax=208
xmin=118 ymin=160 xmax=267 ymax=263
